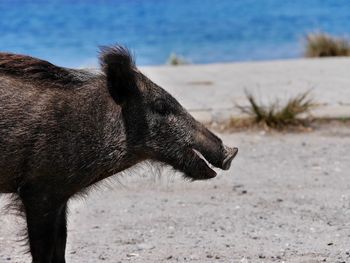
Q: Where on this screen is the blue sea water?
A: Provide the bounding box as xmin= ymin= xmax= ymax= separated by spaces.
xmin=0 ymin=0 xmax=350 ymax=67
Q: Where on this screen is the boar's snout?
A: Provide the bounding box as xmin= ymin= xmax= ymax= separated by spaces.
xmin=180 ymin=123 xmax=239 ymax=180
xmin=222 ymin=146 xmax=238 ymax=170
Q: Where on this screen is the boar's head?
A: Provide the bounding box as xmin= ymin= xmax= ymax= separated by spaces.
xmin=100 ymin=46 xmax=238 ymax=180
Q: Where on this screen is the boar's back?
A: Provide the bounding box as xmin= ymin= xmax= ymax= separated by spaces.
xmin=0 ymin=53 xmax=96 ymax=88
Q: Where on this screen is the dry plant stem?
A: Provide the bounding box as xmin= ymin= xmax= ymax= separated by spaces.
xmin=305 ymin=32 xmax=350 ymax=57
xmin=236 ymin=91 xmax=316 ymax=129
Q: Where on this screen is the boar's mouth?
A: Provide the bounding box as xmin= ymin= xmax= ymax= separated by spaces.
xmin=177 ymin=146 xmax=238 ymax=181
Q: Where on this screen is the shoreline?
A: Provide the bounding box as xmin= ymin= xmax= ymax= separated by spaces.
xmin=140 ymin=56 xmax=350 ymax=68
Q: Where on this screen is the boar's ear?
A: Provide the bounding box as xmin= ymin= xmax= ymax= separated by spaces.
xmin=99 ymin=45 xmax=136 ymax=104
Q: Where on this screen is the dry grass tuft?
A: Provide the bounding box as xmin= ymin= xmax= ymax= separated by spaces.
xmin=167 ymin=53 xmax=189 ymax=65
xmin=305 ymin=32 xmax=350 ymax=57
xmin=236 ymin=91 xmax=316 ymax=130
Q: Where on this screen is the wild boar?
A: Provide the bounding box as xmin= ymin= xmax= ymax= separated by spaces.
xmin=0 ymin=46 xmax=238 ymax=263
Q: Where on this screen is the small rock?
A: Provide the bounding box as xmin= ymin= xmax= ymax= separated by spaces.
xmin=232 ymin=184 xmax=244 ymax=191
xmin=137 ymin=243 xmax=155 ymax=250
xmin=126 ymin=253 xmax=139 ymax=258
xmin=98 ymin=255 xmax=106 ymax=260
xmin=189 ymin=254 xmax=200 ymax=260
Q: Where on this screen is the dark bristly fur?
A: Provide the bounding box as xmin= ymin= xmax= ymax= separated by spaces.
xmin=0 ymin=45 xmax=237 ymax=263
xmin=0 ymin=53 xmax=91 ymax=87
xmin=99 ymin=46 xmax=136 ymax=103
xmin=99 ymin=45 xmax=135 ymax=70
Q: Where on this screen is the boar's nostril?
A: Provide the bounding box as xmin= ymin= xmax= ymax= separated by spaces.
xmin=222 ymin=147 xmax=238 ymax=170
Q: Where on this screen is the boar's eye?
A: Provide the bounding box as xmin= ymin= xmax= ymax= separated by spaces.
xmin=153 ymin=99 xmax=171 ymax=115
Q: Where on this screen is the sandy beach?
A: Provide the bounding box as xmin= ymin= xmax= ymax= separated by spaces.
xmin=141 ymin=57 xmax=350 ymax=123
xmin=1 ymin=58 xmax=350 ymax=262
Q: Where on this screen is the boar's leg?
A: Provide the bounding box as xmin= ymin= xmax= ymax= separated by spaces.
xmin=19 ymin=184 xmax=67 ymax=263
xmin=52 ymin=203 xmax=68 ymax=263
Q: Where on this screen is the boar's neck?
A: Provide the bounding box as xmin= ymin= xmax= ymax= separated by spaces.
xmin=85 ymin=97 xmax=144 ymax=186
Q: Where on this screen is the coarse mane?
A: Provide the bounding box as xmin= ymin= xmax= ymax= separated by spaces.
xmin=0 ymin=53 xmax=94 ymax=88
xmin=99 ymin=45 xmax=135 ymax=72
xmin=98 ymin=45 xmax=138 ymax=103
